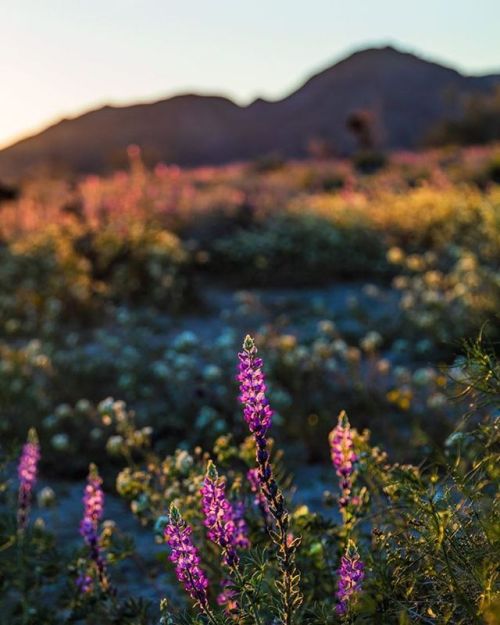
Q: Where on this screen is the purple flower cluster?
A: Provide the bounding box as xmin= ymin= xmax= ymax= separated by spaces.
xmin=164 ymin=504 xmax=209 ymax=610
xmin=79 ymin=464 xmax=109 ymax=591
xmin=201 ymin=462 xmax=236 ymax=565
xmin=238 ymin=336 xmax=302 ymax=617
xmin=232 ymin=500 xmax=250 ymax=550
xmin=329 ymin=411 xmax=357 ymax=507
xmin=237 ymin=336 xmax=276 ymax=501
xmin=335 ymin=541 xmax=365 ymax=616
xmin=201 ymin=460 xmax=249 ymax=567
xmin=17 ymin=428 xmax=40 ymax=530
xmin=76 ymin=574 xmax=93 ymax=594
xmin=80 ymin=463 xmax=104 ymax=541
xmin=238 ymin=335 xmax=273 ymax=438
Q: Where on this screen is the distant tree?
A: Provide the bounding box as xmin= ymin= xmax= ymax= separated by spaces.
xmin=346 ymin=109 xmax=376 ymax=150
xmin=346 ymin=109 xmax=387 ymax=174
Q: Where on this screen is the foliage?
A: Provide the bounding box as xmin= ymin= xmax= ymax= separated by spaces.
xmin=210 ymin=213 xmax=388 ymax=285
xmin=0 ymin=337 xmax=498 ymax=624
xmin=0 ymin=147 xmax=499 ymax=622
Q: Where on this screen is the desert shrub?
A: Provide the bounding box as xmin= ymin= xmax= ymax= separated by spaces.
xmin=352 ymin=150 xmax=387 ymax=174
xmin=469 ymin=152 xmax=500 ymax=188
xmin=0 ymin=228 xmax=97 ymax=335
xmin=89 ymin=223 xmax=193 ymax=308
xmin=389 ymin=246 xmax=500 ymax=348
xmin=297 ymin=167 xmax=346 ymax=193
xmin=305 ymin=185 xmax=500 ymax=264
xmin=0 ymin=222 xmax=194 ymax=337
xmin=250 ymin=153 xmax=286 ymax=173
xmin=0 ymin=341 xmax=52 ymax=439
xmin=209 ymin=214 xmax=389 ymax=285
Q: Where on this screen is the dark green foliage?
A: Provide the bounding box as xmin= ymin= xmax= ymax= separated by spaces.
xmin=352 ymin=150 xmax=387 ymax=175
xmin=210 ymin=214 xmax=389 ymax=285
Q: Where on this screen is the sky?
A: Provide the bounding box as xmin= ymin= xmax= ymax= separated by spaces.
xmin=1 ymin=0 xmax=500 ymax=149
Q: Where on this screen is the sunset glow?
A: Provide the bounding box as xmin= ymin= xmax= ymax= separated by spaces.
xmin=2 ymin=0 xmax=499 ymax=148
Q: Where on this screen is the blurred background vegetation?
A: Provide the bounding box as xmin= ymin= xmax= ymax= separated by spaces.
xmin=0 ymin=144 xmax=499 ymax=475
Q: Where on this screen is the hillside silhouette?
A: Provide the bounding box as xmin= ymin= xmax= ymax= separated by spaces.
xmin=1 ymin=46 xmax=499 ymax=179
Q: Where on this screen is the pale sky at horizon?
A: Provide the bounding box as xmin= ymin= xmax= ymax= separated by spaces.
xmin=1 ymin=0 xmax=499 ymax=149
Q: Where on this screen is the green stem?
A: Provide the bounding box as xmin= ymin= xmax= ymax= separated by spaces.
xmin=185 ymin=569 xmax=218 ymax=625
xmin=17 ymin=531 xmax=29 ymax=625
xmin=264 ymin=478 xmax=301 ymax=625
xmin=428 ymin=497 xmax=480 ymax=624
xmin=232 ymin=566 xmax=264 ymax=625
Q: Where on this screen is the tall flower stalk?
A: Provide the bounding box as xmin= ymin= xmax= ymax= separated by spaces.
xmin=335 ymin=540 xmax=365 ymax=617
xmin=17 ymin=428 xmax=40 ymax=531
xmin=329 ymin=411 xmax=358 ymax=522
xmin=164 ymin=503 xmax=215 ymax=622
xmin=201 ymin=460 xmax=260 ymax=620
xmin=79 ymin=463 xmax=110 ymax=592
xmin=238 ymin=335 xmax=302 ymax=625
xmin=329 ymin=413 xmax=365 ymax=616
xmin=201 ymin=460 xmax=249 ymax=567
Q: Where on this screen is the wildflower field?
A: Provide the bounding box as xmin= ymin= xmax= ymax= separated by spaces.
xmin=0 ymin=145 xmax=499 ymax=624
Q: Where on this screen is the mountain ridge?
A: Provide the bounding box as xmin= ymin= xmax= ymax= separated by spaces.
xmin=1 ymin=45 xmax=499 ymax=179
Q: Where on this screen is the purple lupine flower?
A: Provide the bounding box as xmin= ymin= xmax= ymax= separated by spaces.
xmin=237 ymin=336 xmax=274 ymax=491
xmin=201 ymin=461 xmax=238 ymax=566
xmin=17 ymin=428 xmax=40 ymax=530
xmin=329 ymin=411 xmax=357 ymax=508
xmin=164 ymin=504 xmax=209 ymax=610
xmin=81 ymin=464 xmax=104 ymax=529
xmin=238 ymin=336 xmax=287 ymax=525
xmin=237 ymin=336 xmax=273 ymax=437
xmin=76 ymin=574 xmax=93 ymax=594
xmin=232 ymin=500 xmax=250 ymax=550
xmin=201 ymin=460 xmax=249 ymax=566
xmin=80 ymin=463 xmax=104 ymax=542
xmin=238 ymin=336 xmax=303 ymax=615
xmin=335 ymin=541 xmax=365 ymax=616
xmin=79 ymin=464 xmax=109 ymax=592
